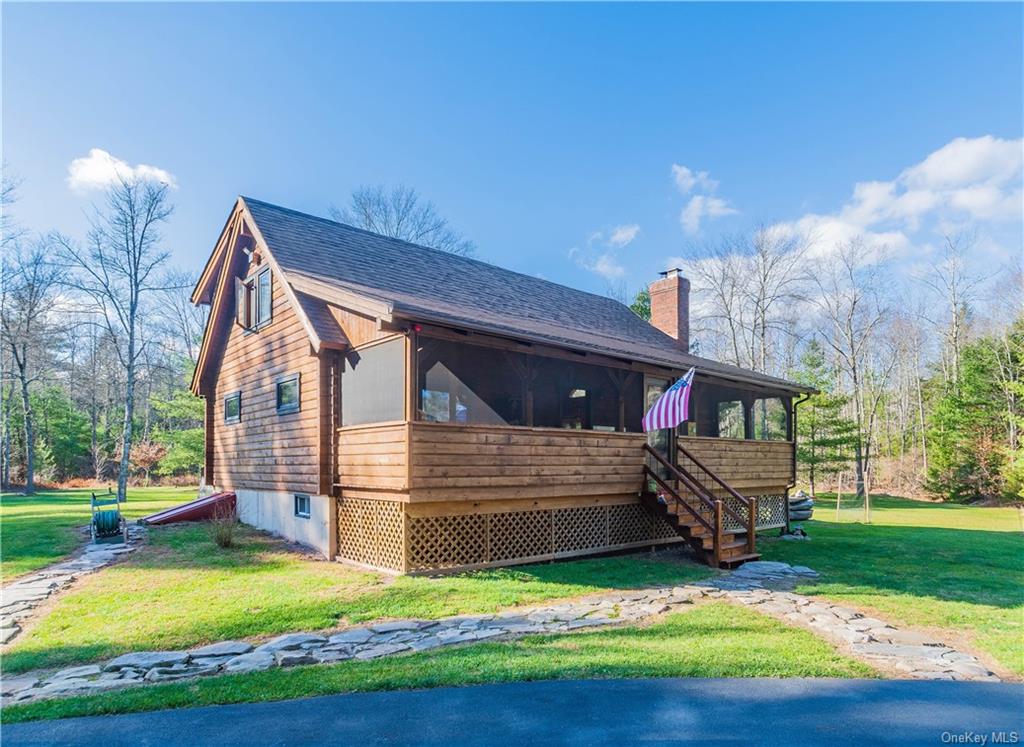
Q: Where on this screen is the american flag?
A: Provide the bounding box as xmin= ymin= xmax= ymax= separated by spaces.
xmin=642 ymin=368 xmax=695 ymax=432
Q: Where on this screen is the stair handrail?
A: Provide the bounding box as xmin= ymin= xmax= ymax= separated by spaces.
xmin=676 ymin=442 xmax=752 ymax=507
xmin=642 ymin=444 xmax=747 ymax=528
xmin=642 ymin=464 xmax=715 ymax=534
xmin=676 ymin=442 xmax=759 ymax=554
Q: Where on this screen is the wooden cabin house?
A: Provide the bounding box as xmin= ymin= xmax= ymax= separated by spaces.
xmin=191 ymin=197 xmax=812 ymax=572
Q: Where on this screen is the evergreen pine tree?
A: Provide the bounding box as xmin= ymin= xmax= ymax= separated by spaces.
xmin=794 ymin=339 xmax=858 ymax=495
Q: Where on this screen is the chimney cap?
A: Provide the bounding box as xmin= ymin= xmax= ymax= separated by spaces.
xmin=659 ymin=267 xmax=684 ymax=279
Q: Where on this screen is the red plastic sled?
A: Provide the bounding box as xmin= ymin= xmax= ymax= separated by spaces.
xmin=141 ymin=491 xmax=236 ymax=525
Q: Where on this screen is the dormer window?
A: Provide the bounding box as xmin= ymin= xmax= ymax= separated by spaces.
xmin=235 ymin=267 xmax=272 ymax=330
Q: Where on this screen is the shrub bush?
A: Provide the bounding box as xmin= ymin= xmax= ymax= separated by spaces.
xmin=208 ymin=501 xmax=238 ymax=548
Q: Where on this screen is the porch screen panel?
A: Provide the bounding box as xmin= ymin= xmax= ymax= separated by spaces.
xmin=417 ymin=338 xmax=524 ymax=425
xmin=752 ymin=397 xmax=788 ymax=440
xmin=341 ymin=338 xmax=405 ymax=426
xmin=717 ymin=401 xmax=746 ymax=439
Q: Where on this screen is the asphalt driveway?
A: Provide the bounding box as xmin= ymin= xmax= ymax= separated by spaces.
xmin=5 ymin=678 xmax=1023 ymax=746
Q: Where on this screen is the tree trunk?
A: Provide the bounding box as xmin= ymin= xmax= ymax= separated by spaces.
xmin=1 ymin=379 xmax=11 ymax=490
xmin=851 ymin=370 xmax=867 ymax=499
xmin=17 ymin=359 xmax=35 ymax=495
xmin=117 ymin=339 xmax=136 ymax=502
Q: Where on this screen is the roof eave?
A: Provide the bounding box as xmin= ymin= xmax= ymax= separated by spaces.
xmin=391 ymin=308 xmax=812 ymax=394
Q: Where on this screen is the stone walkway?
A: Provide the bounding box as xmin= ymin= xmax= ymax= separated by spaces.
xmin=0 ymin=561 xmax=1000 ymax=707
xmin=0 ymin=526 xmax=146 ymax=645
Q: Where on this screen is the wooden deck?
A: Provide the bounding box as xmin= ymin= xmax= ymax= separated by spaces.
xmin=332 ymin=422 xmax=793 ymax=573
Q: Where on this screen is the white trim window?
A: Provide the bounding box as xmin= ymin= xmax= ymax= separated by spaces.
xmin=276 ymin=373 xmax=300 ymax=415
xmin=294 ymin=493 xmax=311 ymax=519
xmin=235 ymin=267 xmax=273 ymax=331
xmin=224 ymin=392 xmax=241 ymax=424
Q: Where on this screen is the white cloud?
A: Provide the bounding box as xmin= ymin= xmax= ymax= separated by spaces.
xmin=671 ymin=164 xmax=717 ymax=194
xmin=770 ymin=135 xmax=1023 ymax=258
xmin=608 ymin=223 xmax=640 ymax=247
xmin=670 ymin=164 xmax=737 ymax=234
xmin=900 ymin=135 xmax=1022 ymax=190
xmin=570 ymin=223 xmax=641 ymax=279
xmin=592 ymin=252 xmax=625 ymax=279
xmin=680 ymin=195 xmax=738 ymax=234
xmin=67 ymin=148 xmax=177 ymax=191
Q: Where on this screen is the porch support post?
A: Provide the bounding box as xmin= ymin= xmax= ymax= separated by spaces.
xmin=747 ymin=496 xmax=757 ymax=554
xmin=405 ymin=329 xmax=418 ymax=422
xmin=606 ymin=370 xmax=638 ymax=432
xmin=505 ymin=352 xmax=537 ymax=427
xmin=713 ymin=500 xmax=723 ymax=567
xmin=743 ymin=396 xmax=754 ymax=440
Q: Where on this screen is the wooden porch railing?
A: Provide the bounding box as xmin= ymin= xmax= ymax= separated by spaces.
xmin=677 ymin=442 xmax=758 ymax=552
xmin=642 ymin=444 xmax=753 ymax=564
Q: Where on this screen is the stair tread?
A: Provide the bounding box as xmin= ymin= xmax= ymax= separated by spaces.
xmin=718 ymin=553 xmax=761 ymax=568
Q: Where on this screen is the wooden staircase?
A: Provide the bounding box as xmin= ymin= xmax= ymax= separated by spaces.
xmin=641 ymin=443 xmax=761 ymax=569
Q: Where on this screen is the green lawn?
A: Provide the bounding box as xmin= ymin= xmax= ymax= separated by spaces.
xmin=3 ymin=521 xmax=714 ymax=674
xmin=0 ymin=486 xmax=196 ymax=580
xmin=3 ymin=602 xmax=876 ymax=723
xmin=762 ymin=493 xmax=1024 ymax=676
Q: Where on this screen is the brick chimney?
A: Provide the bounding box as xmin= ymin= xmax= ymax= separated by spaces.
xmin=649 ymin=268 xmax=690 ymax=352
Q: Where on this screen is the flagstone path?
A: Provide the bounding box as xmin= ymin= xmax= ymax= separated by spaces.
xmin=0 ymin=526 xmax=146 ymax=646
xmin=0 ymin=560 xmax=999 ymax=708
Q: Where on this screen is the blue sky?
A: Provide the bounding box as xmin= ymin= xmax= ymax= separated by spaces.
xmin=4 ymin=2 xmax=1022 ymax=297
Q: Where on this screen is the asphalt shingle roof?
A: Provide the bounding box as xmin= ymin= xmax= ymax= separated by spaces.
xmin=243 ymin=197 xmax=809 ymax=393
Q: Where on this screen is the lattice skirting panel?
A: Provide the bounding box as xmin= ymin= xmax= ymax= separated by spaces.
xmin=405 ymin=501 xmax=680 ymax=573
xmin=721 ymin=493 xmax=789 ymax=531
xmin=336 ymin=497 xmax=406 ymax=572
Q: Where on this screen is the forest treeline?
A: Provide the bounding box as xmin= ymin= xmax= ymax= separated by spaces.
xmin=3 ymin=176 xmax=1022 ymax=503
xmin=632 ymin=228 xmax=1022 ymax=503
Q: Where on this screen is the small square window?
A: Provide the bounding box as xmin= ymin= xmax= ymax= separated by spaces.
xmin=294 ymin=494 xmax=310 ymax=519
xmin=276 ymin=374 xmax=300 ymax=414
xmin=224 ymin=392 xmax=241 ymax=424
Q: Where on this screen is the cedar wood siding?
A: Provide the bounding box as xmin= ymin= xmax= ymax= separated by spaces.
xmin=209 ymin=266 xmax=321 ymax=495
xmin=678 ymin=436 xmax=795 ymax=494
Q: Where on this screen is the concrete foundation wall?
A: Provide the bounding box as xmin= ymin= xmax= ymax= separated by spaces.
xmin=235 ymin=488 xmax=331 ymax=557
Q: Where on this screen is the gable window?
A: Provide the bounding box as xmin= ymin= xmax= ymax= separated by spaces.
xmin=276 ymin=373 xmax=300 ymax=414
xmin=235 ymin=267 xmax=272 ymax=331
xmin=257 ymin=268 xmax=272 ymax=325
xmin=224 ymin=392 xmax=241 ymax=424
xmin=294 ymin=494 xmax=310 ymax=519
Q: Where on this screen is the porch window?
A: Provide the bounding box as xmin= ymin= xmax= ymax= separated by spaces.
xmin=224 ymin=392 xmax=241 ymax=424
xmin=276 ymin=373 xmax=300 ymax=415
xmin=341 ymin=337 xmax=405 ymax=426
xmin=716 ymin=400 xmax=745 ymax=440
xmin=752 ymin=397 xmax=788 ymax=440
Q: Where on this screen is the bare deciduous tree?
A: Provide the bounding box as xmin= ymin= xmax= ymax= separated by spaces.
xmin=330 ymin=184 xmax=475 ymax=256
xmin=54 ymin=177 xmax=173 ymax=501
xmin=811 ymin=238 xmax=893 ymax=499
xmin=157 ymin=269 xmax=206 ymax=365
xmin=683 ymin=227 xmax=807 ymax=375
xmin=920 ymin=230 xmax=987 ymax=388
xmin=0 ymin=239 xmax=64 ymax=493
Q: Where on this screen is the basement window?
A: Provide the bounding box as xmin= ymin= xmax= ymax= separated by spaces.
xmin=276 ymin=373 xmax=300 ymax=415
xmin=294 ymin=494 xmax=310 ymax=519
xmin=224 ymin=392 xmax=241 ymax=424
